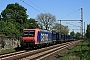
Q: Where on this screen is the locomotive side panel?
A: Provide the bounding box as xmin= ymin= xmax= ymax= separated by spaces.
xmin=37 ymin=31 xmax=52 ymax=44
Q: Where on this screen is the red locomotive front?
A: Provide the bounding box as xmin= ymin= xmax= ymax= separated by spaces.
xmin=22 ymin=28 xmax=39 ymax=47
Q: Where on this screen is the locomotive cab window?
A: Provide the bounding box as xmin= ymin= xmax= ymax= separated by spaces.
xmin=23 ymin=30 xmax=35 ymax=37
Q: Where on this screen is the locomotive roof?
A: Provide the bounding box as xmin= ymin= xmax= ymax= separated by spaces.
xmin=40 ymin=29 xmax=51 ymax=32
xmin=24 ymin=28 xmax=51 ymax=32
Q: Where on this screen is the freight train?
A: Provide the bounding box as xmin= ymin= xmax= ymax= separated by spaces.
xmin=21 ymin=27 xmax=78 ymax=48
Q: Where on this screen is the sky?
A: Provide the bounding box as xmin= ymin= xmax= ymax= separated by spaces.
xmin=0 ymin=0 xmax=90 ymax=34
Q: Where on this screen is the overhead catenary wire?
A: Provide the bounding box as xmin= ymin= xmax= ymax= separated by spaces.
xmin=66 ymin=22 xmax=81 ymax=28
xmin=28 ymin=0 xmax=46 ymax=13
xmin=20 ymin=0 xmax=42 ymax=13
xmin=60 ymin=9 xmax=80 ymax=19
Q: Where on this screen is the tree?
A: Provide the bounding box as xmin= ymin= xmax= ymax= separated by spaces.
xmin=24 ymin=18 xmax=39 ymax=28
xmin=51 ymin=23 xmax=69 ymax=34
xmin=0 ymin=21 xmax=20 ymax=37
xmin=86 ymin=24 xmax=90 ymax=39
xmin=0 ymin=3 xmax=28 ymax=38
xmin=1 ymin=3 xmax=28 ymax=24
xmin=51 ymin=23 xmax=59 ymax=32
xmin=70 ymin=31 xmax=75 ymax=36
xmin=36 ymin=13 xmax=56 ymax=30
xmin=75 ymin=32 xmax=81 ymax=38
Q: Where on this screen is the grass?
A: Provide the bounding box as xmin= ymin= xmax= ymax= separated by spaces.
xmin=0 ymin=48 xmax=16 ymax=54
xmin=60 ymin=40 xmax=90 ymax=60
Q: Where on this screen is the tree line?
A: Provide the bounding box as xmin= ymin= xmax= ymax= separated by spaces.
xmin=0 ymin=3 xmax=88 ymax=39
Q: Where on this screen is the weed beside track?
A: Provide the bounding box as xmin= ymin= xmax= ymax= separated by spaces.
xmin=60 ymin=40 xmax=90 ymax=60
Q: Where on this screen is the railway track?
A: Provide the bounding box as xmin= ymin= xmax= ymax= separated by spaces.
xmin=0 ymin=50 xmax=26 ymax=60
xmin=0 ymin=40 xmax=80 ymax=60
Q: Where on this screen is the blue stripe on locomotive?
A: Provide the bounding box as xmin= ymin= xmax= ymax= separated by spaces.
xmin=37 ymin=31 xmax=52 ymax=43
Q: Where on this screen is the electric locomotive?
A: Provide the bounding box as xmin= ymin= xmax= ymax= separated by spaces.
xmin=21 ymin=27 xmax=52 ymax=47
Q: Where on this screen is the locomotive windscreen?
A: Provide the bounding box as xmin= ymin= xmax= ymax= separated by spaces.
xmin=23 ymin=30 xmax=35 ymax=37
